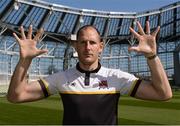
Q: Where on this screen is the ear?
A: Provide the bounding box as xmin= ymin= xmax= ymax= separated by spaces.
xmin=99 ymin=41 xmax=104 ymax=53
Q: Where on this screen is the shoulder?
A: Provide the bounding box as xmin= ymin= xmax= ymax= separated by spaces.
xmin=100 ymin=66 xmax=136 ymax=79
xmin=44 ymin=67 xmax=77 ymax=83
xmin=65 ymin=67 xmax=77 ymax=73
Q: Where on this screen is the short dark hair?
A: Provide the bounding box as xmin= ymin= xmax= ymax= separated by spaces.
xmin=77 ymin=25 xmax=101 ymax=41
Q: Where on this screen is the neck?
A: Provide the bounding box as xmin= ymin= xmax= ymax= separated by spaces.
xmin=79 ymin=60 xmax=99 ymax=71
xmin=79 ymin=61 xmax=98 ymax=71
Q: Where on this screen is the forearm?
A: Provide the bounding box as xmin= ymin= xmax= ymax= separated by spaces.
xmin=147 ymin=56 xmax=172 ymax=98
xmin=7 ymin=58 xmax=32 ymax=100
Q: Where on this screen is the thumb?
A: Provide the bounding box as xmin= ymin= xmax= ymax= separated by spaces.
xmin=128 ymin=46 xmax=140 ymax=52
xmin=37 ymin=49 xmax=48 ymax=56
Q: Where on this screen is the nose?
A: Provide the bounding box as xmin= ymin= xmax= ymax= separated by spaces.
xmin=85 ymin=41 xmax=91 ymax=50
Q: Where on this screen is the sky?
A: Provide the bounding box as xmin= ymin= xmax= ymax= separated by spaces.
xmin=43 ymin=0 xmax=180 ymax=13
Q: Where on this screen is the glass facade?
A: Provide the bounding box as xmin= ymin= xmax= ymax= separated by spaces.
xmin=0 ymin=0 xmax=179 ymax=83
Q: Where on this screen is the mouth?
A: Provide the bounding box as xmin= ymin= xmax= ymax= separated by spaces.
xmin=85 ymin=54 xmax=92 ymax=57
xmin=84 ymin=53 xmax=93 ymax=57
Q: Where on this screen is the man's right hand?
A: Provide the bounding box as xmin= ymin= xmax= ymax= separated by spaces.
xmin=13 ymin=25 xmax=48 ymax=59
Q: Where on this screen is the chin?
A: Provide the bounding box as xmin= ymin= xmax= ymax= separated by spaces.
xmin=81 ymin=58 xmax=95 ymax=65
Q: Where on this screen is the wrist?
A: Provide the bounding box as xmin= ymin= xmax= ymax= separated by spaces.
xmin=145 ymin=54 xmax=157 ymax=60
xmin=20 ymin=56 xmax=33 ymax=60
xmin=19 ymin=57 xmax=33 ymax=63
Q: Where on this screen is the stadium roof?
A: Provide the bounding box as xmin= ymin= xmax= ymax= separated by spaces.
xmin=0 ymin=0 xmax=180 ymax=44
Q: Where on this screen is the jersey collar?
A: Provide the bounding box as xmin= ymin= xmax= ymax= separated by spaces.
xmin=76 ymin=62 xmax=101 ymax=73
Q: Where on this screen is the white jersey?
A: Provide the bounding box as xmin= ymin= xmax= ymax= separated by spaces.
xmin=39 ymin=63 xmax=141 ymax=125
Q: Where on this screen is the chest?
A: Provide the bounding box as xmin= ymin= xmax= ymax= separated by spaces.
xmin=60 ymin=73 xmax=119 ymax=93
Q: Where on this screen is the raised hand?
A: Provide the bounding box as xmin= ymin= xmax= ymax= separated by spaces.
xmin=128 ymin=21 xmax=160 ymax=58
xmin=13 ymin=25 xmax=48 ymax=59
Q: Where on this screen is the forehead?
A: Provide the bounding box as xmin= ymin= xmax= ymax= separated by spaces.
xmin=77 ymin=27 xmax=101 ymax=41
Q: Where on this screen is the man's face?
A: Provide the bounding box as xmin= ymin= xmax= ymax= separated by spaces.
xmin=75 ymin=27 xmax=103 ymax=65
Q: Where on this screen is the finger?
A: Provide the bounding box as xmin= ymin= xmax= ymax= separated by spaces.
xmin=36 ymin=49 xmax=48 ymax=56
xmin=33 ymin=28 xmax=44 ymax=42
xmin=13 ymin=33 xmax=21 ymax=44
xmin=20 ymin=26 xmax=26 ymax=40
xmin=27 ymin=25 xmax=32 ymax=39
xmin=129 ymin=27 xmax=140 ymax=39
xmin=128 ymin=46 xmax=140 ymax=52
xmin=137 ymin=21 xmax=145 ymax=35
xmin=152 ymin=26 xmax=160 ymax=37
xmin=146 ymin=21 xmax=150 ymax=35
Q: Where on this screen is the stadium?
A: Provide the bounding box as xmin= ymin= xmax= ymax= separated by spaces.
xmin=0 ymin=0 xmax=180 ymax=125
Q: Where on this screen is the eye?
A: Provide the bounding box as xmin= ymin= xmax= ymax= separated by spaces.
xmin=90 ymin=41 xmax=97 ymax=45
xmin=79 ymin=40 xmax=86 ymax=44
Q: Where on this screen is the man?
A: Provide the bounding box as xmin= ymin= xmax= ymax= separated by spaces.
xmin=7 ymin=21 xmax=172 ymax=125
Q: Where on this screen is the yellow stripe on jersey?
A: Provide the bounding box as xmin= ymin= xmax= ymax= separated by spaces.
xmin=60 ymin=90 xmax=120 ymax=95
xmin=128 ymin=79 xmax=138 ymax=96
xmin=40 ymin=78 xmax=51 ymax=95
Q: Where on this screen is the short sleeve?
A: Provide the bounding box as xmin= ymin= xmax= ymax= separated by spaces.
xmin=116 ymin=70 xmax=140 ymax=95
xmin=40 ymin=72 xmax=63 ymax=95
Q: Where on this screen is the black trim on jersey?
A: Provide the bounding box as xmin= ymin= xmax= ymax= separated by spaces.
xmin=85 ymin=72 xmax=90 ymax=86
xmin=76 ymin=62 xmax=101 ymax=73
xmin=76 ymin=62 xmax=101 ymax=86
xmin=38 ymin=79 xmax=49 ymax=98
xmin=130 ymin=79 xmax=142 ymax=97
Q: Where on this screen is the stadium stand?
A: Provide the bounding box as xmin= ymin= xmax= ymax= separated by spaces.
xmin=0 ymin=0 xmax=180 ymax=95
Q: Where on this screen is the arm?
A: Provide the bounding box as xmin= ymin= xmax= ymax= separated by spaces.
xmin=7 ymin=25 xmax=48 ymax=103
xmin=129 ymin=21 xmax=172 ymax=101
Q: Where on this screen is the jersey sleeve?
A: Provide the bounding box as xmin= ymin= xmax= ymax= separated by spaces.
xmin=39 ymin=72 xmax=63 ymax=95
xmin=117 ymin=70 xmax=141 ymax=96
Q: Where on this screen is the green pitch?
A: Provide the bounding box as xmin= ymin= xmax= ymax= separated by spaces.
xmin=0 ymin=91 xmax=180 ymax=125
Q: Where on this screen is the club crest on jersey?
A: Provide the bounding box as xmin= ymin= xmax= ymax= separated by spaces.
xmin=70 ymin=82 xmax=76 ymax=87
xmin=99 ymin=80 xmax=108 ymax=89
xmin=65 ymin=81 xmax=76 ymax=87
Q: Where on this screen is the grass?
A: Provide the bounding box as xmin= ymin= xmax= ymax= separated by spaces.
xmin=0 ymin=91 xmax=180 ymax=125
xmin=0 ymin=95 xmax=63 ymax=125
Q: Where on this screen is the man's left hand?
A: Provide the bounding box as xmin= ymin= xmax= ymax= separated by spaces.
xmin=128 ymin=21 xmax=160 ymax=58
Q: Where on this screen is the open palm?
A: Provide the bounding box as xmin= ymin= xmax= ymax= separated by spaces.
xmin=129 ymin=21 xmax=160 ymax=58
xmin=13 ymin=25 xmax=48 ymax=59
